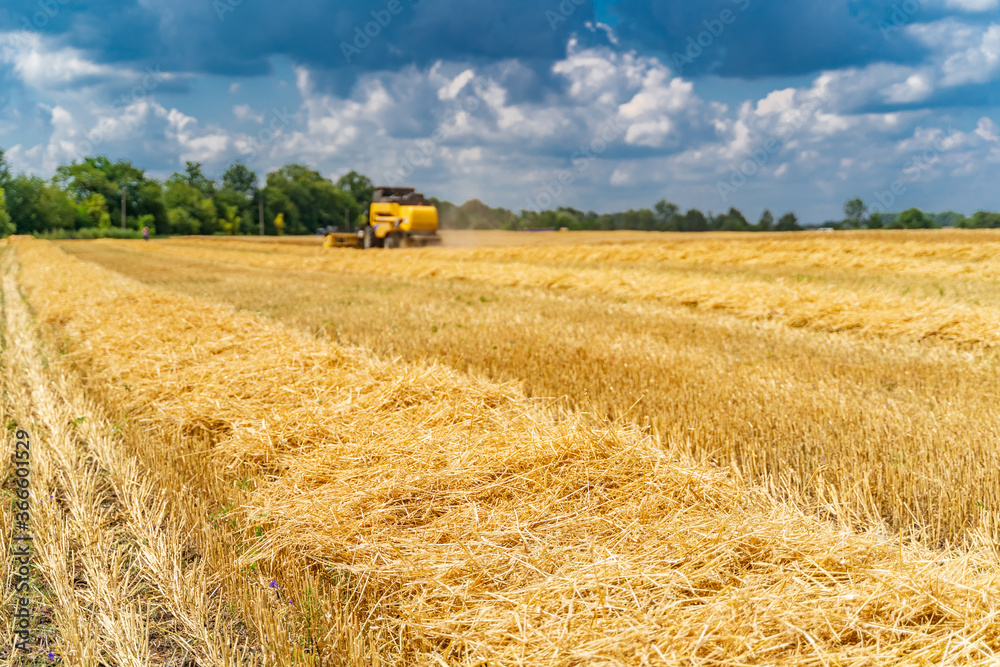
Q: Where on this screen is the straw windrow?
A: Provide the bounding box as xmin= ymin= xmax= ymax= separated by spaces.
xmin=108 ymin=236 xmax=1000 ymax=347
xmin=12 ymin=236 xmax=1000 ymax=664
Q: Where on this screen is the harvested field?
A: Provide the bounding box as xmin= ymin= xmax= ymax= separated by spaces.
xmin=6 ymin=232 xmax=1000 ymax=664
xmin=81 ymin=235 xmax=1000 ymax=345
xmin=63 ymin=233 xmax=1000 ymax=546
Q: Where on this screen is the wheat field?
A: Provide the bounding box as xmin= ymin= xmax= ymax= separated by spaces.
xmin=63 ymin=232 xmax=1000 ymax=543
xmin=3 ymin=231 xmax=1000 ymax=664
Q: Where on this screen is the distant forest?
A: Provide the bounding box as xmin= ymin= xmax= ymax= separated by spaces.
xmin=1 ymin=151 xmax=997 ymax=239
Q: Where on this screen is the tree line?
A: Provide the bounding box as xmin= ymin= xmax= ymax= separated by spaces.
xmin=839 ymin=198 xmax=1000 ymax=229
xmin=1 ymin=149 xmax=997 ymax=238
xmin=439 ymin=199 xmax=803 ymax=232
xmin=0 ymin=150 xmax=375 ymax=238
xmin=0 ymin=149 xmax=804 ymax=237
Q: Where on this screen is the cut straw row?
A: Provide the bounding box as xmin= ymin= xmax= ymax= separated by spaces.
xmin=113 ymin=237 xmax=1000 ymax=347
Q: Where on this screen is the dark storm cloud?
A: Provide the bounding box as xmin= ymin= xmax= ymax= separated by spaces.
xmin=5 ymin=0 xmax=992 ymax=91
xmin=0 ymin=0 xmax=601 ymax=89
xmin=607 ymin=0 xmax=955 ymax=77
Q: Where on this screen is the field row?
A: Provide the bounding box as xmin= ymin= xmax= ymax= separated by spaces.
xmin=64 ymin=239 xmax=1000 ymax=549
xmin=458 ymin=232 xmax=1000 ymax=280
xmin=102 ymin=237 xmax=1000 ymax=346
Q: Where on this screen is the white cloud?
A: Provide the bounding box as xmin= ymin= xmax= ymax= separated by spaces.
xmin=790 ymin=21 xmax=1000 ymax=113
xmin=944 ymin=0 xmax=998 ymax=10
xmin=885 ymin=73 xmax=935 ymax=103
xmin=585 ymin=21 xmax=620 ymax=46
xmin=437 ymin=69 xmax=475 ymax=100
xmin=165 ymin=109 xmax=230 ymax=163
xmin=618 ymin=70 xmax=698 ymax=147
xmin=233 ymin=104 xmax=263 ymax=123
xmin=974 ymin=117 xmax=999 ymax=142
xmin=0 ymin=31 xmax=179 ymax=93
xmin=609 ymin=166 xmax=632 ymax=186
xmin=940 ymin=24 xmax=1000 ymax=85
xmin=0 ymin=32 xmax=128 ymax=89
xmin=550 ymin=40 xmax=719 ymax=150
xmin=3 ymin=92 xmax=238 ymax=177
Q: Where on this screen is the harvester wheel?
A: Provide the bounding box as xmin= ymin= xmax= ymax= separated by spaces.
xmin=384 ymin=233 xmax=401 ymax=249
xmin=364 ymin=227 xmax=376 ymax=249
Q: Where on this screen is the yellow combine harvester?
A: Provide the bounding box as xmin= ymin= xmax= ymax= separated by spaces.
xmin=323 ymin=186 xmax=441 ymax=249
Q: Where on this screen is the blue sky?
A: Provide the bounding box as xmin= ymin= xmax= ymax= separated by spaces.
xmin=0 ymin=0 xmax=998 ymax=222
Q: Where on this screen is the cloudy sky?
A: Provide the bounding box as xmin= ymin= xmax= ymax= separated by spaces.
xmin=0 ymin=0 xmax=998 ymax=222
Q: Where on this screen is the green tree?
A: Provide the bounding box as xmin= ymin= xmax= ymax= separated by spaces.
xmin=79 ymin=193 xmax=111 ymax=228
xmin=653 ymin=200 xmax=680 ymax=231
xmin=262 ymin=164 xmax=356 ymax=235
xmin=56 ymin=156 xmax=167 ymax=230
xmin=0 ymin=186 xmax=13 ymax=237
xmin=166 ymin=208 xmax=197 ymax=235
xmin=336 ymin=170 xmax=374 ymax=208
xmin=554 ymin=209 xmax=584 ymax=230
xmin=3 ymin=174 xmax=76 ymax=233
xmin=963 ymin=210 xmax=1000 ymax=228
xmin=868 ymin=212 xmax=884 ymax=229
xmin=179 ymin=162 xmax=216 ymax=198
xmin=222 ymin=161 xmax=257 ymax=195
xmin=0 ymin=149 xmax=11 ymax=236
xmin=165 ymin=173 xmax=217 ymax=235
xmin=757 ymin=209 xmax=775 ymax=232
xmin=721 ymin=207 xmax=750 ymax=231
xmin=56 ymin=157 xmax=116 ymax=203
xmin=218 ymin=162 xmax=259 ymax=233
xmin=621 ymin=208 xmax=657 ymax=231
xmin=933 ymin=211 xmax=966 ymax=228
xmin=843 ymin=197 xmax=867 ymax=228
xmin=680 ymin=209 xmax=709 ymax=232
xmin=895 ymin=207 xmax=933 ymax=229
xmin=775 ymin=212 xmax=801 ymax=231
xmin=0 ymin=148 xmax=11 ymax=189
xmin=219 ymin=205 xmax=242 ymax=235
